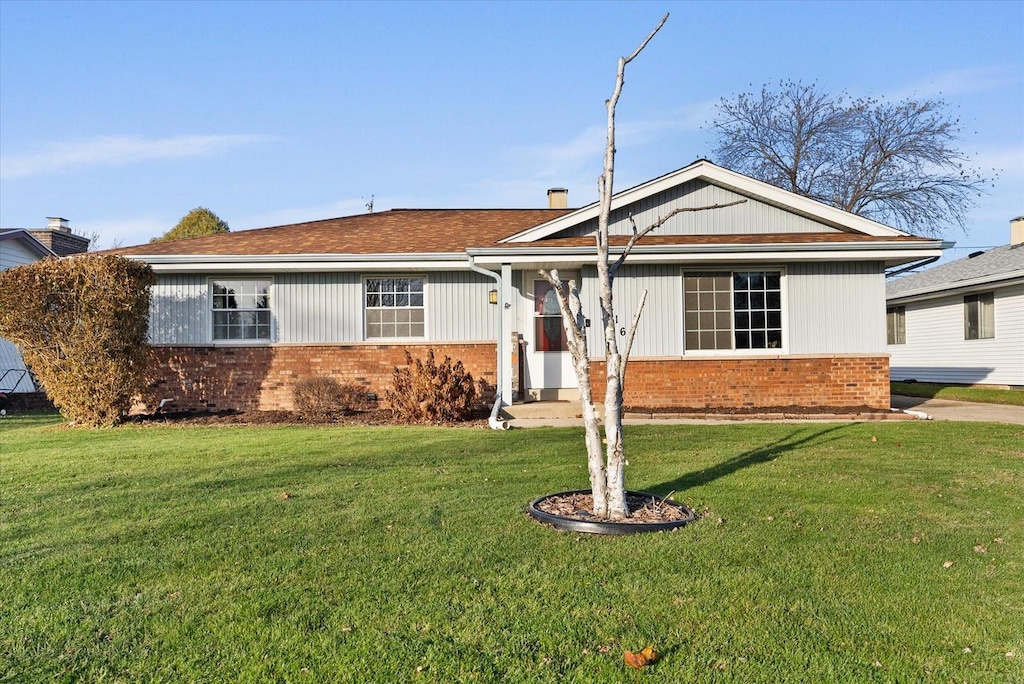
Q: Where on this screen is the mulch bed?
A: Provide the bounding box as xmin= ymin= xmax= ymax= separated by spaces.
xmin=533 ymin=491 xmax=693 ymax=524
xmin=125 ymin=409 xmax=491 ymax=428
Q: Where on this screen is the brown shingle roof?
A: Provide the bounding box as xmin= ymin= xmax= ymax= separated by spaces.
xmin=109 ymin=209 xmax=572 ymax=256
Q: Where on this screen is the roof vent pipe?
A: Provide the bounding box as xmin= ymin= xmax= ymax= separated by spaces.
xmin=547 ymin=188 xmax=568 ymax=209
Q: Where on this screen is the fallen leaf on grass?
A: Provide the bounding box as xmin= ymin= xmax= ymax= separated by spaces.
xmin=871 ymin=436 xmax=878 ymax=443
xmin=624 ymin=646 xmax=658 ymax=669
xmin=974 ymin=544 xmax=987 ymax=554
xmin=942 ymin=560 xmax=954 ymax=568
xmin=280 ymin=492 xmax=292 ymax=500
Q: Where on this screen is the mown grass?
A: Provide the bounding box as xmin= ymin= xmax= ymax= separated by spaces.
xmin=1 ymin=414 xmax=1022 ymax=682
xmin=892 ymin=381 xmax=1024 ymax=407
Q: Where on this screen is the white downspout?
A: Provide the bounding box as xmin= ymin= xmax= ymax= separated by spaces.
xmin=467 ymin=256 xmax=510 ymax=430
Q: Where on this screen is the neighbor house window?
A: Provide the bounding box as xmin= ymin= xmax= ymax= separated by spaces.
xmin=684 ymin=271 xmax=782 ymax=351
xmin=365 ymin=277 xmax=425 ymax=338
xmin=887 ymin=306 xmax=906 ymax=345
xmin=964 ymin=292 xmax=994 ymax=340
xmin=211 ymin=279 xmax=272 ymax=341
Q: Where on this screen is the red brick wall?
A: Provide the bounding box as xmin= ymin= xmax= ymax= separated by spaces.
xmin=139 ymin=343 xmax=497 ymax=413
xmin=589 ymin=355 xmax=890 ymax=410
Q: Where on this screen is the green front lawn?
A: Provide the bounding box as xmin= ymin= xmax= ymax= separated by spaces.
xmin=1 ymin=415 xmax=1022 ymax=682
xmin=892 ymin=381 xmax=1024 ymax=407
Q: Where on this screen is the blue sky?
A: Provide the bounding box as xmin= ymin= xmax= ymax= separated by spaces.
xmin=1 ymin=0 xmax=1021 ymax=255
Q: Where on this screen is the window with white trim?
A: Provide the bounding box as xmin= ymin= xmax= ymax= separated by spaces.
xmin=365 ymin=276 xmax=425 ymax=339
xmin=211 ymin=279 xmax=272 ymax=341
xmin=887 ymin=306 xmax=906 ymax=345
xmin=533 ymin=277 xmax=570 ymax=352
xmin=964 ymin=292 xmax=994 ymax=340
xmin=683 ymin=271 xmax=782 ymax=351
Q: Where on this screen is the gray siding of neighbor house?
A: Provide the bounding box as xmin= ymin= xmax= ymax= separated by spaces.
xmin=149 ymin=271 xmax=497 ymax=345
xmin=564 ymin=180 xmax=845 ymax=238
xmin=1 ymin=237 xmax=46 ymax=392
xmin=574 ymin=261 xmax=885 ymax=358
xmin=888 ymin=282 xmax=1024 ymax=386
xmin=0 ymin=238 xmax=41 ymax=270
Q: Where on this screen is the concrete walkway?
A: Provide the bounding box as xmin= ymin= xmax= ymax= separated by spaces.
xmin=502 ymin=396 xmax=1024 ymax=428
xmin=890 ymin=394 xmax=1024 ymax=425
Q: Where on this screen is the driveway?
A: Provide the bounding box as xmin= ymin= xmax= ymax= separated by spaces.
xmin=890 ymin=394 xmax=1024 ymax=425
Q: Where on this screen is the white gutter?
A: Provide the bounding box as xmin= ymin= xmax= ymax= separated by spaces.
xmin=466 ymin=256 xmax=509 ymax=430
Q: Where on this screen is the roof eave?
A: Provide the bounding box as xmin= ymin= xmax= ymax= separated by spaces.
xmin=500 ymin=161 xmax=909 ymax=243
xmin=470 ymin=240 xmax=943 ymax=268
xmin=127 ymin=252 xmax=472 ymax=273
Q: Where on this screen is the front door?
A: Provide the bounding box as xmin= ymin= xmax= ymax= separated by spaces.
xmin=524 ymin=275 xmax=578 ymax=400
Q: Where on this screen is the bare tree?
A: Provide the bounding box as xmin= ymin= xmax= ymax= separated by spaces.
xmin=709 ymin=80 xmax=992 ymax=237
xmin=539 ymin=13 xmax=742 ymax=520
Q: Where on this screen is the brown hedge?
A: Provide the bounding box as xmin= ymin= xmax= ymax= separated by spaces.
xmin=0 ymin=255 xmax=156 ymax=427
xmin=386 ymin=349 xmax=477 ymax=424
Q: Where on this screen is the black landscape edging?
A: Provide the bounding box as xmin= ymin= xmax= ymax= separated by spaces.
xmin=527 ymin=489 xmax=696 ymax=535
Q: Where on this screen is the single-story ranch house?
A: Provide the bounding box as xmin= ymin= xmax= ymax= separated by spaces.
xmin=887 ymin=217 xmax=1023 ymax=387
xmin=109 ymin=160 xmax=943 ymax=414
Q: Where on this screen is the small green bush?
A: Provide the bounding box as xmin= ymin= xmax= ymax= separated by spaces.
xmin=0 ymin=255 xmax=155 ymax=427
xmin=293 ymin=376 xmax=373 ymax=420
xmin=386 ymin=349 xmax=477 ymax=424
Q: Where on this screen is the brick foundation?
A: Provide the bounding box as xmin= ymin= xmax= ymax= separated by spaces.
xmin=589 ymin=355 xmax=890 ymax=410
xmin=139 ymin=343 xmax=497 ymax=413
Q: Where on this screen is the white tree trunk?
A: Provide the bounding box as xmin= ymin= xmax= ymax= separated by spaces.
xmin=539 ymin=14 xmax=742 ymax=521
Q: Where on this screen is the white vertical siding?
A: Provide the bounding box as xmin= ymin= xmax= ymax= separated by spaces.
xmin=151 ymin=271 xmax=499 ymax=345
xmin=274 ymin=273 xmax=362 ymax=342
xmin=427 ymin=271 xmax=496 ymax=341
xmin=788 ymin=262 xmax=886 ymax=353
xmin=149 ymin=274 xmax=208 ymax=344
xmin=889 ymin=283 xmax=1024 ymax=385
xmin=581 ymin=264 xmax=682 ymax=358
xmin=566 ymin=180 xmax=843 ymax=237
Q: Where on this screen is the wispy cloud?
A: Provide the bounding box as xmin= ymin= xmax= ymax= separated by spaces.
xmin=475 ymin=99 xmax=716 ymax=207
xmin=0 ymin=134 xmax=276 ymax=179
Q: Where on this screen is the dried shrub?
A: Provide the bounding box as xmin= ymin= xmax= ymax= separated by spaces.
xmin=0 ymin=255 xmax=156 ymax=427
xmin=293 ymin=376 xmax=373 ymax=420
xmin=386 ymin=349 xmax=477 ymax=424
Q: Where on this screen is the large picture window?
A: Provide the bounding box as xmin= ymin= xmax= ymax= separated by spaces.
xmin=211 ymin=279 xmax=272 ymax=341
xmin=365 ymin=277 xmax=425 ymax=339
xmin=887 ymin=306 xmax=906 ymax=345
xmin=964 ymin=292 xmax=994 ymax=340
xmin=684 ymin=271 xmax=782 ymax=351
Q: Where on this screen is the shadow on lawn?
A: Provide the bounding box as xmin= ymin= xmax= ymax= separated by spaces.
xmin=649 ymin=424 xmax=851 ymax=494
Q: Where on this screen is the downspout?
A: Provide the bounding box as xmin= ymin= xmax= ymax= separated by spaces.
xmin=467 ymin=256 xmax=510 ymax=430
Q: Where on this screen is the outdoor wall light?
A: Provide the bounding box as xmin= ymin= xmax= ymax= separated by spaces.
xmin=488 ymin=289 xmax=499 ymax=305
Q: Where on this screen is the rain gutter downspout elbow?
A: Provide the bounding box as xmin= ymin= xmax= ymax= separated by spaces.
xmin=467 ymin=256 xmax=510 ymax=430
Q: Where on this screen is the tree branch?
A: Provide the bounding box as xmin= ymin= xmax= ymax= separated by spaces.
xmin=619 ymin=289 xmax=648 ymax=378
xmin=610 ymin=199 xmax=746 ymax=275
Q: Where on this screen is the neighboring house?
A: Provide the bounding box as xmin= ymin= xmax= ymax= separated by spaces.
xmin=0 ymin=229 xmax=56 ymax=394
xmin=886 ymin=217 xmax=1024 ymax=387
xmin=109 ymin=160 xmax=943 ymax=413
